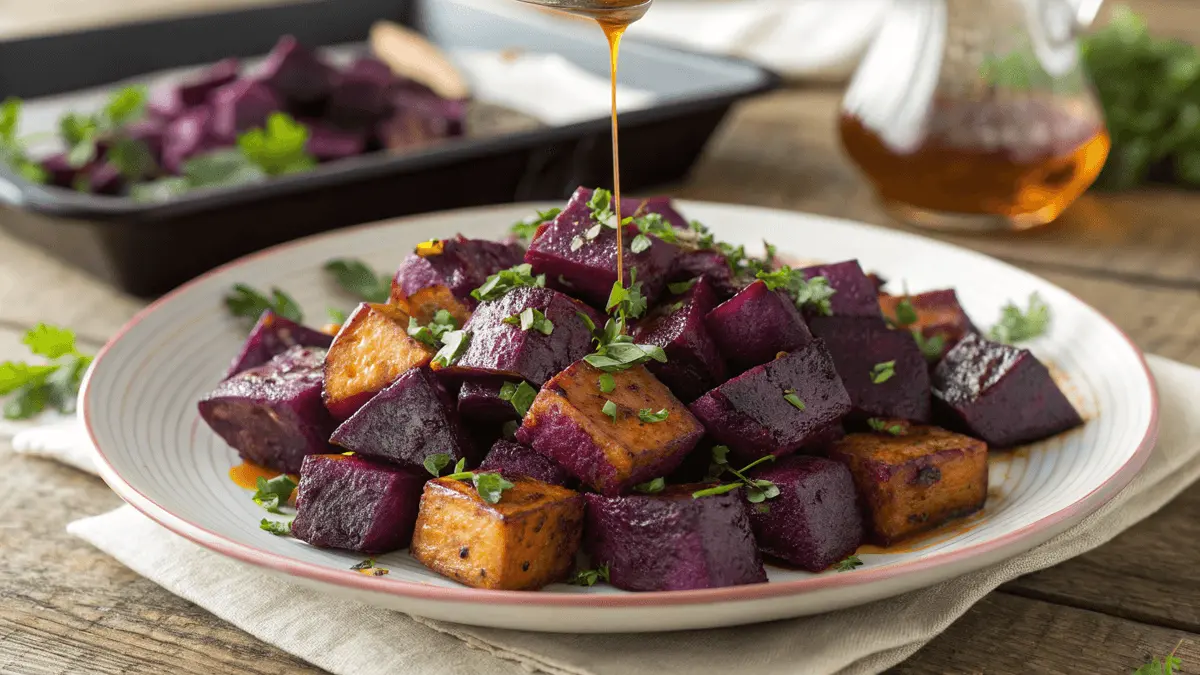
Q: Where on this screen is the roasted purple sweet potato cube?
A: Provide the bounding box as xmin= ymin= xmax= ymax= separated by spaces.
xmin=457 ymin=378 xmax=521 ymax=424
xmin=210 ymin=79 xmax=280 ymax=142
xmin=525 ymin=187 xmax=680 ymax=307
xmin=322 ymin=302 xmax=435 ymax=419
xmin=619 ymin=196 xmax=689 ymax=230
xmin=800 ymin=260 xmax=882 ymax=318
xmin=162 ymin=107 xmax=217 ymax=174
xmin=260 ymin=36 xmax=337 ymax=105
xmin=744 ymin=455 xmax=863 ymax=571
xmin=808 ymin=316 xmax=932 ymax=423
xmin=439 ymin=287 xmax=600 ymax=386
xmin=327 ymin=58 xmax=394 ymax=128
xmin=632 ymin=277 xmax=727 ymax=402
xmin=829 ymin=427 xmax=988 ymax=545
xmin=393 ymin=235 xmax=525 ymax=307
xmin=879 ymin=289 xmax=977 ymax=358
xmin=198 ymin=346 xmax=335 ymax=473
xmin=480 ymin=439 xmax=572 ymax=486
xmin=705 ymin=280 xmax=813 ymax=373
xmin=689 ymin=341 xmax=851 ymax=464
xmin=290 ymin=453 xmax=426 ymax=553
xmin=584 ymin=485 xmax=766 ymax=591
xmin=306 ymin=123 xmax=367 ymax=162
xmin=517 ymin=361 xmax=704 ymax=495
xmin=226 ymin=310 xmax=334 ymax=378
xmin=932 ymin=334 xmax=1082 ymax=447
xmin=670 ymin=250 xmax=739 ymax=300
xmin=330 ymin=366 xmax=474 ymax=468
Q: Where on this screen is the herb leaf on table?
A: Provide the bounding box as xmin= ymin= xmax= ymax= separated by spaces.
xmin=0 ymin=324 xmax=94 ymax=421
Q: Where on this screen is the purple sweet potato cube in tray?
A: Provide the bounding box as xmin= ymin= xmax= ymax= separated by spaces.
xmin=689 ymin=340 xmax=851 ymax=464
xmin=479 ymin=439 xmax=572 ymax=487
xmin=932 ymin=334 xmax=1082 ymax=447
xmin=225 ymin=310 xmax=332 ymax=379
xmin=808 ymin=316 xmax=932 ymax=423
xmin=800 ymin=260 xmax=882 ymax=319
xmin=584 ymin=485 xmax=767 ymax=591
xmin=705 ymin=279 xmax=812 ymax=373
xmin=330 ymin=366 xmax=475 ymax=468
xmin=210 ymin=79 xmax=280 ymax=142
xmin=259 ymin=36 xmax=337 ymax=105
xmin=198 ymin=346 xmax=335 ymax=473
xmin=745 ymin=455 xmax=863 ymax=571
xmin=525 ymin=187 xmax=680 ymax=307
xmin=291 ymin=453 xmax=427 ymax=553
xmin=632 ymin=276 xmax=727 ymax=402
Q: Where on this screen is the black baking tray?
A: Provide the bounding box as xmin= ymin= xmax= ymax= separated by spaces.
xmin=0 ymin=0 xmax=777 ymax=297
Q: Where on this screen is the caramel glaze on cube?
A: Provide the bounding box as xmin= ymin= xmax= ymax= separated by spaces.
xmin=828 ymin=426 xmax=988 ymax=545
xmin=517 ymin=361 xmax=705 ymax=495
xmin=322 ymin=302 xmax=434 ymax=419
xmin=409 ymin=476 xmax=585 ymax=590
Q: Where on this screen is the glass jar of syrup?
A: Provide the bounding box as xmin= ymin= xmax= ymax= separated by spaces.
xmin=840 ymin=0 xmax=1109 ymax=231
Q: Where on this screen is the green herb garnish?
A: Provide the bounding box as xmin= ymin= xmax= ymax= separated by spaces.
xmin=892 ymin=298 xmax=919 ymax=327
xmin=351 ymin=559 xmax=390 ymax=576
xmin=324 ymin=259 xmax=391 ymax=303
xmin=756 ymin=267 xmax=837 ymax=316
xmin=691 ymin=483 xmax=743 ymax=499
xmin=224 ymin=284 xmax=303 ymax=325
xmin=260 ymin=519 xmax=292 ymax=536
xmin=408 ymin=310 xmax=459 ymax=348
xmin=597 ymin=373 xmax=616 ymax=393
xmin=988 ymin=292 xmax=1051 ymax=344
xmin=431 ymin=329 xmax=471 ymax=368
xmin=252 ymin=475 xmax=297 ymax=513
xmin=471 ymin=263 xmax=546 ymax=302
xmin=637 ymin=408 xmax=669 ymax=423
xmin=511 ymin=208 xmax=560 ymax=241
xmin=602 ymin=399 xmax=619 ymax=422
xmin=569 ymin=564 xmax=611 ymax=587
xmin=424 ymin=453 xmax=453 ymax=477
xmin=503 ymin=307 xmax=554 ymax=335
xmin=870 ymin=361 xmax=896 ymax=384
xmin=633 ymin=477 xmax=665 ymax=494
xmin=912 ymin=329 xmax=946 ymax=362
xmin=238 ymin=112 xmax=316 ymax=176
xmin=442 ymin=460 xmax=517 ymax=505
xmin=327 ymin=307 xmax=348 ymax=324
xmin=0 ymin=324 xmax=94 ymax=421
xmin=0 ymin=98 xmax=48 ymax=184
xmin=867 ymin=418 xmax=905 ymax=436
xmin=498 ymin=380 xmax=538 ymax=418
xmin=695 ymin=455 xmax=779 ymax=502
xmin=668 ymin=278 xmax=699 ymax=295
xmin=581 ymin=316 xmax=667 ymax=373
xmin=834 ymin=555 xmax=863 ymax=572
xmin=783 ymin=389 xmax=806 ymax=411
xmin=605 ymin=267 xmax=649 ymax=319
xmin=1134 ymin=640 xmax=1184 ymax=675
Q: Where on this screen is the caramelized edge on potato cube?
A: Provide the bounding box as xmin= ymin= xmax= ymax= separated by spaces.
xmin=323 ymin=303 xmax=434 ymax=416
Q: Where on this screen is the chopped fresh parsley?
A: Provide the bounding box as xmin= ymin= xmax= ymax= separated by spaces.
xmin=252 ymin=475 xmax=297 ymax=514
xmin=511 ymin=208 xmax=561 ymax=241
xmin=581 ymin=315 xmax=667 ymax=373
xmin=695 ymin=455 xmax=779 ymax=502
xmin=867 ymin=418 xmax=905 ymax=436
xmin=597 ymin=373 xmax=616 ymax=393
xmin=637 ymin=408 xmax=669 ymax=423
xmin=587 ymin=188 xmax=631 ymax=229
xmin=569 ymin=563 xmax=611 ymax=587
xmin=503 ymin=307 xmax=554 ymax=335
xmin=424 ymin=453 xmax=453 ymax=477
xmin=431 ymin=330 xmax=471 ymax=368
xmin=471 ymin=263 xmax=546 ymax=302
xmin=605 ymin=268 xmax=649 ymax=319
xmin=442 ymin=460 xmax=516 ymax=504
xmin=0 ymin=324 xmax=94 ymax=421
xmin=1133 ymin=640 xmax=1184 ymax=675
xmin=834 ymin=555 xmax=863 ymax=572
xmin=756 ymin=267 xmax=837 ymax=316
xmin=783 ymin=389 xmax=806 ymax=411
xmin=633 ymin=477 xmax=665 ymax=494
xmin=224 ymin=284 xmax=303 ymax=325
xmin=870 ymin=360 xmax=896 ymax=384
xmin=912 ymin=329 xmax=946 ymax=362
xmin=988 ymin=292 xmax=1051 ymax=344
xmin=668 ymin=278 xmax=699 ymax=295
xmin=891 ymin=298 xmax=919 ymax=327
xmin=407 ymin=310 xmax=459 ymax=348
xmin=601 ymin=399 xmax=619 ymax=422
xmin=323 ymin=259 xmax=391 ymax=303
xmin=691 ymin=482 xmax=743 ymax=499
xmin=498 ymin=380 xmax=538 ymax=418
xmin=260 ymin=518 xmax=292 ymax=536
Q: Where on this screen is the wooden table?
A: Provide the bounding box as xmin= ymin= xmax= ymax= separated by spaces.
xmin=3 ymin=2 xmax=1200 ymax=673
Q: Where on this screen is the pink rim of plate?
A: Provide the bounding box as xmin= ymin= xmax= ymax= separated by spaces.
xmin=81 ymin=203 xmax=1161 ymax=609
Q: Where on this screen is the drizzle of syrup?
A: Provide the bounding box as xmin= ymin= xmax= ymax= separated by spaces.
xmin=600 ymin=19 xmax=627 ymax=288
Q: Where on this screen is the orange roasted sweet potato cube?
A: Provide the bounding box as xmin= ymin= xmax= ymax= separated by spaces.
xmin=409 ymin=476 xmax=585 ymax=590
xmin=323 ymin=302 xmax=434 ymax=419
xmin=390 ymin=283 xmax=472 ymax=327
xmin=516 ymin=361 xmax=705 ymax=495
xmin=828 ymin=426 xmax=987 ymax=545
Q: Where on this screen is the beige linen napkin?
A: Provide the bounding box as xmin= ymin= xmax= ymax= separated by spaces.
xmin=7 ymin=354 xmax=1196 ymax=675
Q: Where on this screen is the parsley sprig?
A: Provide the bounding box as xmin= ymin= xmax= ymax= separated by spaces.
xmin=408 ymin=309 xmax=459 ymax=348
xmin=59 ymin=86 xmax=149 ymax=170
xmin=0 ymin=324 xmax=94 ymax=420
xmin=252 ymin=475 xmax=297 ymax=513
xmin=0 ymin=98 xmax=49 ymax=183
xmin=511 ymin=208 xmax=561 ymax=241
xmin=260 ymin=518 xmax=292 ymax=536
xmin=692 ymin=451 xmax=780 ymax=505
xmin=442 ymin=458 xmax=516 ymax=504
xmin=867 ymin=418 xmax=906 ymax=436
xmin=569 ymin=563 xmax=611 ymax=587
xmin=578 ymin=313 xmax=667 ymax=373
xmin=834 ymin=555 xmax=863 ymax=572
xmin=503 ymin=307 xmax=554 ymax=335
xmin=988 ymin=292 xmax=1051 ymax=344
xmin=224 ymin=284 xmax=303 ymax=325
xmin=756 ymin=267 xmax=837 ymax=316
xmin=431 ymin=329 xmax=471 ymax=368
xmin=605 ymin=267 xmax=649 ymax=320
xmin=884 ymin=291 xmax=947 ymax=362
xmin=471 ymin=263 xmax=546 ymax=302
xmin=633 ymin=477 xmax=665 ymax=494
xmin=324 ymin=259 xmax=390 ymax=304
xmin=498 ymin=380 xmax=538 ymax=418
xmin=1134 ymin=640 xmax=1184 ymax=675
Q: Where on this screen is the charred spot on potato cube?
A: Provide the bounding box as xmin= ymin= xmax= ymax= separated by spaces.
xmin=632 ymin=276 xmax=728 ymax=402
xmin=225 ymin=310 xmax=332 ymax=379
xmin=517 ymin=361 xmax=705 ymax=495
xmin=393 ymin=235 xmax=524 ymax=309
xmin=932 ymin=334 xmax=1083 ymax=447
xmin=744 ymin=455 xmax=863 ymax=572
xmin=828 ymin=426 xmax=988 ymax=545
xmin=799 ymin=260 xmax=882 ymax=319
xmin=705 ymin=279 xmax=813 ymax=373
xmin=441 ymin=287 xmax=601 ymax=386
xmin=330 ymin=366 xmax=474 ymax=468
xmin=199 ymin=346 xmax=336 ymax=474
xmin=525 ymin=187 xmax=679 ymax=307
xmin=290 ymin=454 xmax=426 ymax=553
xmin=689 ymin=340 xmax=851 ymax=464
xmin=584 ymin=485 xmax=766 ymax=591
xmin=807 ymin=316 xmax=932 ymax=423
xmin=409 ymin=477 xmax=585 ymax=590
xmin=479 ymin=440 xmax=573 ymax=487
xmin=322 ymin=302 xmax=435 ymax=419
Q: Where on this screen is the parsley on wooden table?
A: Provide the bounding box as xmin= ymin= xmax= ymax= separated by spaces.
xmin=324 ymin=258 xmax=391 ymax=304
xmin=1133 ymin=640 xmax=1184 ymax=675
xmin=0 ymin=324 xmax=94 ymax=421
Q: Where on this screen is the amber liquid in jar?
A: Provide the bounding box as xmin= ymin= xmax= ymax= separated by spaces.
xmin=840 ymin=98 xmax=1110 ymax=229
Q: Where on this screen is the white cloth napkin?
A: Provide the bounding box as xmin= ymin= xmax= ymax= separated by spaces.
xmin=6 ymin=353 xmax=1197 ymax=675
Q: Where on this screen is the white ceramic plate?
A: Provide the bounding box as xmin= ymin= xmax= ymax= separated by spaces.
xmin=82 ymin=201 xmax=1158 ymax=633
